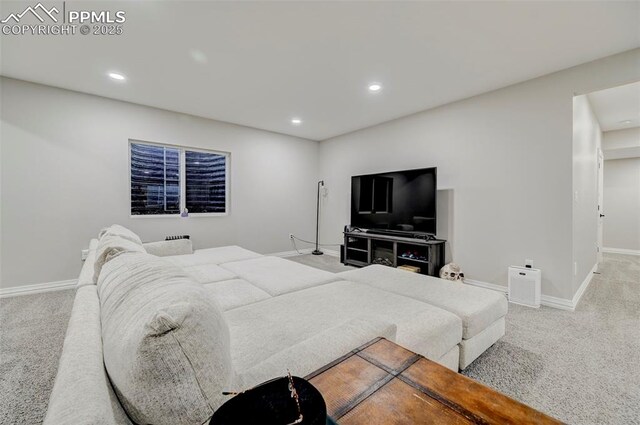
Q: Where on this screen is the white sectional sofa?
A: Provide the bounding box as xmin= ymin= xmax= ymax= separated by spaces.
xmin=337 ymin=265 xmax=508 ymax=369
xmin=44 ymin=226 xmax=507 ymax=425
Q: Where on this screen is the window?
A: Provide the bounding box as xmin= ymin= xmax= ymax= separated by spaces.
xmin=130 ymin=143 xmax=181 ymax=215
xmin=130 ymin=140 xmax=229 ymax=216
xmin=185 ymin=150 xmax=227 ymax=213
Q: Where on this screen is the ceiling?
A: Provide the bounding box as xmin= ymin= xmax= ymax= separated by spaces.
xmin=1 ymin=1 xmax=639 ymax=141
xmin=588 ymin=81 xmax=640 ymax=132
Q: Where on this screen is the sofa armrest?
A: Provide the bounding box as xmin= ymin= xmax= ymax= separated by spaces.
xmin=77 ymin=238 xmax=99 ymax=287
xmin=232 ymin=317 xmax=397 ymax=390
xmin=44 ymin=286 xmax=132 ymax=425
xmin=143 ymin=239 xmax=193 ymax=257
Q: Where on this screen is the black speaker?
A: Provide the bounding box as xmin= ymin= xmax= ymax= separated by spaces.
xmin=340 ymin=244 xmax=345 ymax=264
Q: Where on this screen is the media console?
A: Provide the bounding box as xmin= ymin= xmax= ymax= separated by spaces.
xmin=342 ymin=229 xmax=445 ymax=277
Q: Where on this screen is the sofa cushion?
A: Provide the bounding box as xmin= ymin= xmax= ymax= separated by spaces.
xmin=144 ymin=239 xmax=194 ymax=257
xmin=220 ymin=256 xmax=339 ymax=296
xmin=437 ymin=345 xmax=460 ymax=371
xmin=459 ymin=317 xmax=506 ymax=369
xmin=165 ymin=245 xmax=262 ymax=267
xmin=98 ymin=252 xmax=233 ymax=425
xmin=203 ymin=279 xmax=271 ymax=311
xmin=93 ymin=234 xmax=145 ymax=282
xmin=98 ymin=224 xmax=143 ymax=245
xmin=337 ymin=265 xmax=508 ymax=339
xmin=185 ymin=264 xmax=238 ymax=284
xmin=233 ymin=318 xmax=397 ymax=390
xmin=225 ymin=280 xmax=461 ymax=372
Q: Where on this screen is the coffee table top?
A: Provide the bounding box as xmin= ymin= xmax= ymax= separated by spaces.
xmin=306 ymin=338 xmax=563 ymax=424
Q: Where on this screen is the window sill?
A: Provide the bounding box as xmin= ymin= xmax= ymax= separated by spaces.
xmin=130 ymin=214 xmax=180 ymax=219
xmin=130 ymin=212 xmax=228 ymax=219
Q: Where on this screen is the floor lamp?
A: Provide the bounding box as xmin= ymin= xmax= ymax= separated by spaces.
xmin=312 ymin=180 xmax=324 ymax=255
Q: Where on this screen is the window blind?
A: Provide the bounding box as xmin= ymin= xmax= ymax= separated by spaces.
xmin=185 ymin=150 xmax=227 ymax=213
xmin=130 ymin=143 xmax=180 ymax=215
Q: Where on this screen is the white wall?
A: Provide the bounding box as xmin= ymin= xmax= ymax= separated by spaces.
xmin=602 ymin=127 xmax=640 ymax=160
xmin=603 ymin=150 xmax=640 ymax=252
xmin=603 ymin=127 xmax=640 ymax=150
xmin=601 ymin=125 xmax=640 ymax=253
xmin=0 ymin=77 xmax=319 ymax=289
xmin=319 ymin=49 xmax=640 ymax=301
xmin=572 ymin=95 xmax=601 ymax=292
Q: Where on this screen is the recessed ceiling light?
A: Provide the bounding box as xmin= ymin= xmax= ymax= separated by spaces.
xmin=368 ymin=83 xmax=382 ymax=92
xmin=291 ymin=118 xmax=302 ymax=125
xmin=108 ymin=72 xmax=126 ymax=81
xmin=619 ymin=120 xmax=632 ymax=124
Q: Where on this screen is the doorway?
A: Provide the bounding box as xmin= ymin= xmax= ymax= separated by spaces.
xmin=585 ymin=81 xmax=640 ymax=259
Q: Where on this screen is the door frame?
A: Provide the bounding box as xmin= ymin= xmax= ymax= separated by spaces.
xmin=597 ymin=148 xmax=604 ymax=264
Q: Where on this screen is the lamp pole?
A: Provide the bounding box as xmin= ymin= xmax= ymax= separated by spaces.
xmin=312 ymin=180 xmax=324 ymax=255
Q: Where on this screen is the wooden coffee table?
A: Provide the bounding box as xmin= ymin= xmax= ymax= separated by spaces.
xmin=306 ymin=338 xmax=563 ymax=424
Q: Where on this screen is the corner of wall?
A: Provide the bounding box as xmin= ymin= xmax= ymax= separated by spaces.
xmin=571 ymin=93 xmax=602 ymax=297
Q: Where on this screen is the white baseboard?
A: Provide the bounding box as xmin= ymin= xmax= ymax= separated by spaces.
xmin=465 ymin=273 xmax=595 ymax=312
xmin=539 ymin=294 xmax=575 ymax=311
xmin=464 ymin=278 xmax=507 ymax=294
xmin=0 ymin=279 xmax=77 ymax=299
xmin=603 ymin=247 xmax=640 ymax=256
xmin=571 ymin=262 xmax=598 ymax=309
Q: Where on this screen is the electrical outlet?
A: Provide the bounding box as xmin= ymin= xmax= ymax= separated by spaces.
xmin=525 ymin=259 xmax=533 ymax=268
xmin=289 ymin=233 xmax=294 ymax=240
xmin=81 ymin=249 xmax=89 ymax=261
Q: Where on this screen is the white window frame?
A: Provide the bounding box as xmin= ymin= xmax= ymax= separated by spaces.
xmin=129 ymin=139 xmax=230 ymax=218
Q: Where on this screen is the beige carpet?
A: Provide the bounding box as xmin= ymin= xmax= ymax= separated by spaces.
xmin=462 ymin=253 xmax=640 ymax=424
xmin=0 ymin=289 xmax=75 ymax=425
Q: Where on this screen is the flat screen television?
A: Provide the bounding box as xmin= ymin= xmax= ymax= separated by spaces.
xmin=350 ymin=167 xmax=437 ymax=235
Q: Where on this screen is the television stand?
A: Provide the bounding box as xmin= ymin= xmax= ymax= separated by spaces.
xmin=365 ymin=228 xmax=436 ymax=240
xmin=342 ymin=229 xmax=445 ymax=277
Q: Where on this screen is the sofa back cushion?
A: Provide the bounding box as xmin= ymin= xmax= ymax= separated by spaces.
xmin=98 ymin=252 xmax=233 ymax=425
xmin=93 ymin=234 xmax=146 ymax=282
xmin=98 ymin=224 xmax=143 ymax=245
xmin=143 ymin=238 xmax=194 ymax=257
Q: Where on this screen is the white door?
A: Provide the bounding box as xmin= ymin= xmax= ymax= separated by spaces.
xmin=597 ymin=149 xmax=604 ymax=263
